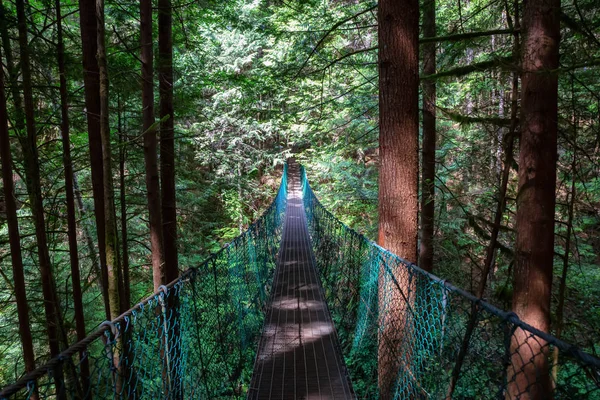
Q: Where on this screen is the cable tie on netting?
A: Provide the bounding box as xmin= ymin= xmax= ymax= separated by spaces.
xmin=174 ymin=280 xmax=184 ymax=294
xmin=505 ymin=312 xmax=520 ymax=324
xmin=123 ymin=315 xmax=131 ymax=332
xmin=437 ymin=278 xmax=448 ymax=288
xmin=100 ymin=321 xmax=119 ymax=341
xmin=158 ymin=284 xmax=168 ymax=296
xmin=158 ymin=284 xmax=169 ymax=305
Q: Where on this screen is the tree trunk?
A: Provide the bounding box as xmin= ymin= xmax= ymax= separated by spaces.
xmin=552 ymin=79 xmax=578 ymax=388
xmin=118 ymin=100 xmax=131 ymax=308
xmin=158 ymin=0 xmax=179 ymax=284
xmin=96 ymin=2 xmax=129 ymax=393
xmin=73 ymin=174 xmax=102 ymax=282
xmin=158 ymin=3 xmax=182 ymax=396
xmin=0 ymin=45 xmax=37 ymax=387
xmin=0 ymin=1 xmax=24 ymax=138
xmin=78 ymin=0 xmax=110 ymax=320
xmin=141 ymin=0 xmax=165 ymax=290
xmin=96 ymin=0 xmax=123 ymax=319
xmin=419 ymin=0 xmax=436 ymax=273
xmin=509 ymin=0 xmax=560 ymax=396
xmin=479 ymin=0 xmax=520 ymax=303
xmin=16 ymin=0 xmax=63 ymax=360
xmin=117 ymin=103 xmax=137 ymax=392
xmin=377 ymin=0 xmax=419 ymax=397
xmin=56 ymin=0 xmax=89 ymax=387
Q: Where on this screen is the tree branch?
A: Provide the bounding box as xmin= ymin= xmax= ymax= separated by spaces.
xmin=440 ymin=107 xmax=515 ymax=127
xmin=306 ymin=46 xmax=377 ymax=76
xmin=295 ymin=3 xmax=377 ymax=77
xmin=111 ymin=26 xmax=143 ymax=64
xmin=419 ymin=29 xmax=517 ymax=43
xmin=421 ymin=55 xmax=514 ymax=80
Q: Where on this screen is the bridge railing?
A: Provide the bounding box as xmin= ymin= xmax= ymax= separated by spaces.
xmin=300 ymin=165 xmax=600 ymax=399
xmin=0 ymin=166 xmax=288 ymax=400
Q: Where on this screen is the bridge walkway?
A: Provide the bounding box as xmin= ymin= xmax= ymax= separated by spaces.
xmin=248 ymin=162 xmax=354 ymax=400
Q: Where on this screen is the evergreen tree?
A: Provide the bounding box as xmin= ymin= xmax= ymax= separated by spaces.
xmin=377 ymin=0 xmax=420 ymax=397
xmin=509 ymin=0 xmax=560 ymax=396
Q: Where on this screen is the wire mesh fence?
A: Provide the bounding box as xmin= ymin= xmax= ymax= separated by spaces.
xmin=0 ymin=167 xmax=288 ymax=400
xmin=300 ymin=165 xmax=600 ymax=399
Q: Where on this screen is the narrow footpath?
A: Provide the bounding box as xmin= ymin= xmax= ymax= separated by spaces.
xmin=248 ymin=162 xmax=354 ymax=400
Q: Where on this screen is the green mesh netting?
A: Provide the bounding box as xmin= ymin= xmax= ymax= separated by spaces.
xmin=0 ymin=166 xmax=287 ymax=400
xmin=300 ymin=165 xmax=600 ymax=400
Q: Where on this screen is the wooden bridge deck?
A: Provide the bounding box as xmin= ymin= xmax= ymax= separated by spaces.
xmin=248 ymin=164 xmax=354 ymax=400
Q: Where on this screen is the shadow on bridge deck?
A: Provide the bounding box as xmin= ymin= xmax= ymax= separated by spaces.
xmin=248 ymin=162 xmax=354 ymax=400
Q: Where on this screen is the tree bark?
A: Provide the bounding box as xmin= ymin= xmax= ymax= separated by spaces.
xmin=158 ymin=0 xmax=179 ymax=284
xmin=96 ymin=0 xmax=123 ymax=319
xmin=377 ymin=0 xmax=419 ymax=397
xmin=509 ymin=0 xmax=560 ymax=396
xmin=78 ymin=0 xmax=110 ymax=320
xmin=0 ymin=45 xmax=37 ymax=386
xmin=158 ymin=3 xmax=182 ymax=396
xmin=118 ymin=99 xmax=131 ymax=308
xmin=56 ymin=0 xmax=89 ymax=386
xmin=420 ymin=0 xmax=436 ymax=273
xmin=16 ymin=0 xmax=63 ymax=361
xmin=141 ymin=0 xmax=166 ymax=290
xmin=0 ymin=1 xmax=24 ymax=139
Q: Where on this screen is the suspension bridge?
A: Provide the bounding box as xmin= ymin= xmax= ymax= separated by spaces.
xmin=1 ymin=161 xmax=599 ymax=399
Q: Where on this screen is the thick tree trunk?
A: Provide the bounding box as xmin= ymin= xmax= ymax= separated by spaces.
xmin=0 ymin=46 xmax=37 ymax=384
xmin=16 ymin=0 xmax=63 ymax=361
xmin=377 ymin=0 xmax=419 ymax=397
xmin=509 ymin=0 xmax=560 ymax=397
xmin=158 ymin=0 xmax=179 ymax=284
xmin=78 ymin=0 xmax=110 ymax=320
xmin=141 ymin=0 xmax=165 ymax=290
xmin=56 ymin=0 xmax=89 ymax=387
xmin=96 ymin=0 xmax=123 ymax=320
xmin=95 ymin=3 xmax=130 ymax=393
xmin=158 ymin=3 xmax=182 ymax=396
xmin=420 ymin=0 xmax=436 ymax=273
